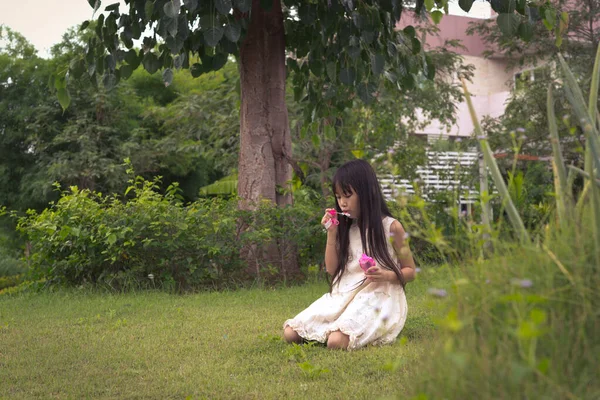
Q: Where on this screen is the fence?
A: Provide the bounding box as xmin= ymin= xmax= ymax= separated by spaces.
xmin=379 ymin=151 xmax=480 ymax=206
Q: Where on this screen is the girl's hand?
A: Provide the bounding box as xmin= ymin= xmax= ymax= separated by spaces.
xmin=364 ymin=267 xmax=397 ymax=283
xmin=322 ymin=208 xmax=338 ymax=231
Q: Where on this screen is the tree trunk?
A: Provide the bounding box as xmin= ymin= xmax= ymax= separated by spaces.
xmin=238 ymin=0 xmax=300 ymax=279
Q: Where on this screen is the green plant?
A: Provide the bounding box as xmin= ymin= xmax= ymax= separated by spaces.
xmin=13 ymin=164 xmax=325 ymax=291
xmin=396 ymin=46 xmax=600 ymax=400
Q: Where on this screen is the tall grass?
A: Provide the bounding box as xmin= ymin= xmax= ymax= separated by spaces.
xmin=395 ymin=49 xmax=600 ymax=399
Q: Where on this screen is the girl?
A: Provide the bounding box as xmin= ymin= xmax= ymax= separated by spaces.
xmin=283 ymin=159 xmax=416 ymax=350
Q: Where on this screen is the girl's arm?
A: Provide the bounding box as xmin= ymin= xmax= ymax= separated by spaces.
xmin=324 ymin=230 xmax=339 ymax=276
xmin=321 ymin=209 xmax=339 ymax=276
xmin=365 ymin=220 xmax=416 ymax=283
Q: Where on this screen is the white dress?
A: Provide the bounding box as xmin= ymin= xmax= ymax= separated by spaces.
xmin=284 ymin=217 xmax=408 ymax=350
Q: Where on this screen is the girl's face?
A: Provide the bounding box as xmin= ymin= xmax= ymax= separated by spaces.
xmin=335 ymin=186 xmax=360 ymax=219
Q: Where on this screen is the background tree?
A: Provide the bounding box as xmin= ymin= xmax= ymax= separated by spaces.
xmin=62 ymin=0 xmax=558 ymax=209
xmin=1 ymin=25 xmax=240 ymax=211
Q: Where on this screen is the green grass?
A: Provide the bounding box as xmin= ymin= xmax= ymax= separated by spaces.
xmin=0 ymin=269 xmax=449 ymax=399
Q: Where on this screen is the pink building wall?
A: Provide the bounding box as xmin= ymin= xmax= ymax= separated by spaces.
xmin=399 ymin=11 xmax=515 ymax=138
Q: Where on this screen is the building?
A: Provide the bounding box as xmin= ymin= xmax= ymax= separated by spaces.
xmin=381 ymin=1 xmax=513 ymax=207
xmin=406 ymin=1 xmax=515 ymax=142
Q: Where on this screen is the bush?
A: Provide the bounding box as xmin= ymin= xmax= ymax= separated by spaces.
xmin=0 ymin=214 xmax=25 ymax=291
xmin=14 ymin=176 xmax=323 ymax=291
xmin=388 ymin=192 xmax=479 ymax=266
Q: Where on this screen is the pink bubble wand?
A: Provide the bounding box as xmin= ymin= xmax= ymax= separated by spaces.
xmin=323 ymin=209 xmax=351 ymax=230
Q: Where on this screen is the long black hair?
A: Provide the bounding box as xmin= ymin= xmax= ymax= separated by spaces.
xmin=330 ymin=159 xmax=406 ymax=291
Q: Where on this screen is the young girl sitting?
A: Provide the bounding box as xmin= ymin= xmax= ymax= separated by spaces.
xmin=283 ymin=159 xmax=416 ymax=350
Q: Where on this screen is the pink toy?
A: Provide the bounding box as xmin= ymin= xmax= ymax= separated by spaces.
xmin=323 ymin=209 xmax=351 ymax=230
xmin=359 ymin=254 xmax=376 ymax=272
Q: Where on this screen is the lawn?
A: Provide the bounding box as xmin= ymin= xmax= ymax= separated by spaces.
xmin=0 ymin=269 xmax=448 ymax=399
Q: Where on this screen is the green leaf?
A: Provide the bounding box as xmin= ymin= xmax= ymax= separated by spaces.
xmin=183 ymin=0 xmax=198 ymax=12
xmin=199 ymin=174 xmax=238 ymax=196
xmin=162 ymin=68 xmax=174 ymax=87
xmin=54 ymin=75 xmax=67 ymax=90
xmin=120 ymin=64 xmax=134 ymax=79
xmin=215 ymin=0 xmax=232 ymax=15
xmin=371 ymin=54 xmax=385 ymax=75
xmin=424 ymin=0 xmax=434 ymax=12
xmin=339 ymin=68 xmax=355 ymax=85
xmin=164 ymin=15 xmax=179 ymax=37
xmin=96 ymin=14 xmax=105 ymax=38
xmin=107 ymin=233 xmax=117 ymax=245
xmin=529 ymin=308 xmax=547 ymax=324
xmin=70 ymin=58 xmax=86 ymax=79
xmin=48 ymin=73 xmax=56 ymax=91
xmin=458 ymin=0 xmax=474 ymax=12
xmin=361 ymin=31 xmax=375 ymax=44
xmin=173 ymin=53 xmax=186 ymax=69
xmin=204 ymin=26 xmax=224 ymax=47
xmin=324 ymin=125 xmax=336 ymax=142
xmin=190 ymin=63 xmax=204 ymax=77
xmin=351 ymin=149 xmax=365 ymax=159
xmin=544 ymin=8 xmax=556 ymax=29
xmin=80 ymin=20 xmax=90 ymax=32
xmin=497 ymin=13 xmax=520 ymax=36
xmin=326 ymin=62 xmax=336 ymax=81
xmin=57 ymin=87 xmax=71 ymax=112
xmin=347 ymin=46 xmax=361 ymax=60
xmin=424 ymin=55 xmax=435 ymax=80
xmin=164 ymin=1 xmax=179 ymax=18
xmin=224 ymin=22 xmax=241 ymax=42
xmin=357 ymin=81 xmax=376 ymax=104
xmin=411 ymin=37 xmax=421 ymax=54
xmin=309 ymin=58 xmax=323 ymax=76
xmin=311 ymin=134 xmax=320 ymax=148
xmin=88 ymin=0 xmax=101 ymax=13
xmin=199 ymin=15 xmax=216 ymax=30
xmin=403 ymin=25 xmax=416 ymax=38
xmin=517 ymin=22 xmax=534 ymax=42
xmin=145 ymin=0 xmax=155 ymax=19
xmin=537 ymin=358 xmax=551 ymax=375
xmin=124 ymin=49 xmax=140 ymax=68
xmin=558 ymin=11 xmax=569 ymax=36
xmin=142 ymin=52 xmax=161 ymax=74
xmin=234 ymin=0 xmax=251 ymax=13
xmin=105 ymin=54 xmax=116 ymax=71
xmin=104 ymin=2 xmax=119 ymax=11
xmin=212 ymin=52 xmax=228 ymax=70
xmin=431 ymin=10 xmax=443 ymax=24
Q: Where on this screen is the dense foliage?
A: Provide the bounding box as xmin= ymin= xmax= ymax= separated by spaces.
xmin=12 ymin=169 xmax=324 ymax=291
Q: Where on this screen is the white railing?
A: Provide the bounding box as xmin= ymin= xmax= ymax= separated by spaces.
xmin=379 ymin=151 xmax=480 ymax=204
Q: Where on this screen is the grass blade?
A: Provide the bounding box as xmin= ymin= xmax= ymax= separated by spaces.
xmin=558 ymin=55 xmax=600 ymax=170
xmin=558 ymin=52 xmax=600 ymax=265
xmin=461 ymin=79 xmax=530 ymax=244
xmin=589 ymin=44 xmax=600 ymax=129
xmin=547 ymin=85 xmax=571 ymax=226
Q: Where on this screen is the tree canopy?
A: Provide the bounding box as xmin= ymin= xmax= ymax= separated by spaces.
xmin=55 ymin=0 xmax=564 ymax=111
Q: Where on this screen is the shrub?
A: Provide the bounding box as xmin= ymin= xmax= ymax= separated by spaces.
xmin=15 ymin=175 xmax=323 ymax=291
xmin=0 ymin=213 xmax=25 ymax=291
